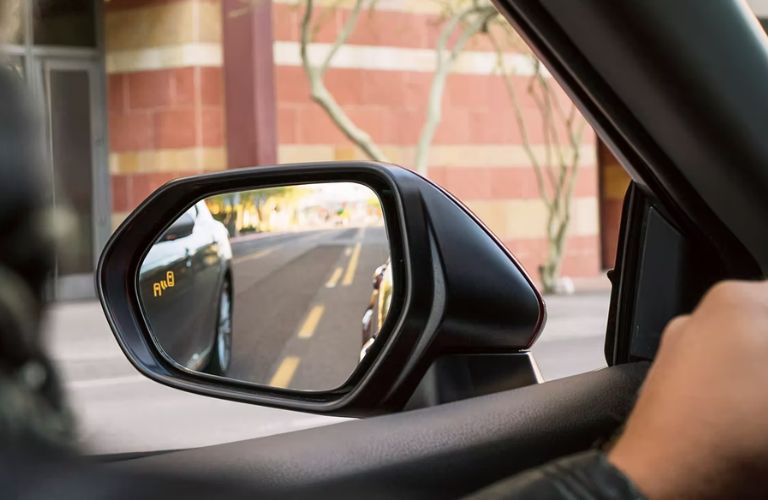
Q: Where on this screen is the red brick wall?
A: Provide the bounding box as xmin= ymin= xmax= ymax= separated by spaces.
xmin=272 ymin=2 xmax=601 ymax=282
xmin=105 ymin=0 xmax=604 ymax=284
xmin=105 ymin=0 xmax=226 ymax=225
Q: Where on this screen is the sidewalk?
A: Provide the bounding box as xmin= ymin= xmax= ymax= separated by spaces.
xmin=538 ymin=291 xmax=611 ymax=342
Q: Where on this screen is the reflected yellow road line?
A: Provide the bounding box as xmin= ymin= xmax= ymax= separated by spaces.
xmin=251 ymin=248 xmax=274 ymax=259
xmin=234 ymin=247 xmax=276 ymax=264
xmin=298 ymin=305 xmax=325 ymax=338
xmin=325 ymin=267 xmax=343 ymax=288
xmin=342 ymin=243 xmax=361 ymax=286
xmin=269 ymin=356 xmax=300 ymax=388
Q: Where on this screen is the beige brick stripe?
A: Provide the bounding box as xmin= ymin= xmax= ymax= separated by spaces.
xmin=466 ymin=198 xmax=599 ymax=240
xmin=106 ymin=41 xmax=540 ymax=75
xmin=109 ymin=147 xmax=227 ymax=175
xmin=104 ymin=1 xmax=540 ymax=75
xmin=274 ymin=41 xmax=543 ymax=76
xmin=111 ymin=144 xmax=595 ymax=177
xmin=106 ymin=43 xmax=223 ymax=73
xmin=274 ymin=0 xmax=444 ymax=14
xmin=278 ymin=144 xmax=596 ymax=169
xmin=111 ymin=212 xmax=130 ymax=233
xmin=106 ymin=0 xmax=222 ymax=51
xmin=105 ymin=0 xmax=223 ymax=73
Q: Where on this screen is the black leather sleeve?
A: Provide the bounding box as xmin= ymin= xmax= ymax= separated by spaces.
xmin=465 ymin=451 xmax=645 ymax=500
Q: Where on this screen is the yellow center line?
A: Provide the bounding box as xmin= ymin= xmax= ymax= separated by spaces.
xmin=235 ymin=231 xmax=326 ymax=264
xmin=298 ymin=305 xmax=325 ymax=338
xmin=234 ymin=246 xmax=278 ymax=264
xmin=269 ymin=356 xmax=300 ymax=389
xmin=342 ymin=243 xmax=362 ymax=286
xmin=325 ymin=267 xmax=344 ymax=288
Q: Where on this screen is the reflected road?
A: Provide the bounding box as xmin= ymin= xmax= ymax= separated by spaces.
xmin=226 ymin=225 xmax=389 ymax=391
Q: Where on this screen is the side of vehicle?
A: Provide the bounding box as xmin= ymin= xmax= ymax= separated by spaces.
xmin=138 ymin=201 xmax=233 ymax=374
xmin=360 ymin=259 xmax=392 ymax=360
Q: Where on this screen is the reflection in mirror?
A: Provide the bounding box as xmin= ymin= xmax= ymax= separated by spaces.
xmin=138 ymin=183 xmax=393 ymax=392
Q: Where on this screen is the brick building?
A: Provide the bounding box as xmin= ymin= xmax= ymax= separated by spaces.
xmin=8 ymin=0 xmax=652 ymax=298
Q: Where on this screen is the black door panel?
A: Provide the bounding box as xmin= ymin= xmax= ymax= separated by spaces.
xmin=111 ymin=363 xmax=647 ymax=499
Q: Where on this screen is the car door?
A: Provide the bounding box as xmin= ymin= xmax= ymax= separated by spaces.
xmin=139 ymin=206 xmax=216 ymax=370
xmin=183 ymin=203 xmax=225 ymax=357
xmin=103 ymin=0 xmax=768 ymax=498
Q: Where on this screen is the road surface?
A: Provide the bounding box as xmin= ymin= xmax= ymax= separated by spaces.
xmin=225 ymin=225 xmax=388 ymax=390
xmin=44 ymin=289 xmax=608 ymax=454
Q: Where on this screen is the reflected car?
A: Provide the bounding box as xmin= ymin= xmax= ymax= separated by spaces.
xmin=360 ymin=259 xmax=393 ymax=360
xmin=139 ymin=201 xmax=233 ymax=375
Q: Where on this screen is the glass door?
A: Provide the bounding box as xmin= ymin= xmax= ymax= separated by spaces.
xmin=41 ymin=59 xmax=109 ymax=299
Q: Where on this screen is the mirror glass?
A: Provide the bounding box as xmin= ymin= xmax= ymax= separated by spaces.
xmin=137 ymin=183 xmax=393 ymax=392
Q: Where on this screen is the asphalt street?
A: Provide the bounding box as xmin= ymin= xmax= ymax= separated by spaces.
xmin=44 ymin=290 xmax=609 ymax=454
xmin=226 ymin=225 xmax=389 ymax=390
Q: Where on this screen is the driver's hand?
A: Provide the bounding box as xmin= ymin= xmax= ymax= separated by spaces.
xmin=609 ymin=280 xmax=768 ymax=499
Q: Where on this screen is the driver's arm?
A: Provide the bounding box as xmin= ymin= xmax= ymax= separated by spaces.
xmin=468 ymin=280 xmax=768 ymax=499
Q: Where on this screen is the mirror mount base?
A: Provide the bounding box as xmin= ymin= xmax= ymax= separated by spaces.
xmin=404 ymin=353 xmax=541 ymax=410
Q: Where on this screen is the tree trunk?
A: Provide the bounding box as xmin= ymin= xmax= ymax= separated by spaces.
xmin=539 ymin=214 xmax=568 ymax=294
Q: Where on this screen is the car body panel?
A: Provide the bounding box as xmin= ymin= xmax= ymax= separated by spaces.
xmin=360 ymin=259 xmax=392 ymax=360
xmin=138 ymin=202 xmax=232 ymax=371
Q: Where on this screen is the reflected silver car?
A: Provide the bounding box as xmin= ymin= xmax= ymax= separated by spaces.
xmin=139 ymin=202 xmax=233 ymax=375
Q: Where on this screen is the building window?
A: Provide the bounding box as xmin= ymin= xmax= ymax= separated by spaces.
xmin=33 ymin=0 xmax=97 ymax=47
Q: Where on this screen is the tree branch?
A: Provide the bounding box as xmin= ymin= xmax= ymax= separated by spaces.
xmin=490 ymin=24 xmax=587 ymax=292
xmin=530 ymin=61 xmax=559 ymax=197
xmin=488 ymin=30 xmax=553 ymax=212
xmin=414 ymin=5 xmax=497 ymax=175
xmin=300 ymin=0 xmax=389 ymax=162
xmin=319 ymin=0 xmax=366 ymax=76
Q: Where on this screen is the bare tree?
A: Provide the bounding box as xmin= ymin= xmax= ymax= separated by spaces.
xmin=299 ymin=0 xmax=496 ymax=174
xmin=413 ymin=2 xmax=497 ymax=173
xmin=232 ymin=0 xmax=589 ymax=292
xmin=300 ymin=0 xmax=389 ymax=162
xmin=488 ymin=26 xmax=587 ymax=293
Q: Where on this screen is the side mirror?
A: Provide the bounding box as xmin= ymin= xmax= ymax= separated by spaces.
xmin=98 ymin=162 xmax=544 ymax=416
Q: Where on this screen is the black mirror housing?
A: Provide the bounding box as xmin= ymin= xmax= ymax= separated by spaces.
xmin=98 ymin=162 xmax=544 ymax=416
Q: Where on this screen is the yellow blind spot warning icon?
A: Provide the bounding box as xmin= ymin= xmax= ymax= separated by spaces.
xmin=153 ymin=271 xmax=176 ymax=297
